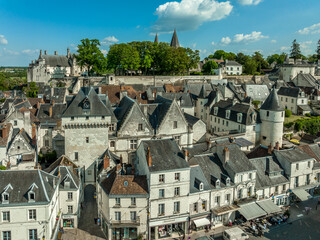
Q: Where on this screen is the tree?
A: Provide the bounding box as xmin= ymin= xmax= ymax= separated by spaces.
xmin=317 ymin=39 xmax=320 ymax=60
xmin=267 ymin=53 xmax=287 ymax=65
xmin=285 ymin=109 xmax=292 ymax=118
xmin=208 ymin=50 xmax=236 ymax=60
xmin=290 ymin=39 xmax=302 ymax=59
xmin=202 ymin=61 xmax=218 ymax=75
xmin=0 ymin=165 xmax=6 ymax=170
xmin=252 ymin=52 xmax=269 ymax=73
xmin=244 ymin=59 xmax=257 ymax=75
xmin=76 ymin=39 xmax=107 ymax=76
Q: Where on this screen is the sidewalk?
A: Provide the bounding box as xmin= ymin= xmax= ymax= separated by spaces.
xmin=62 ymin=229 xmax=105 ymax=240
xmin=287 ymin=198 xmax=318 ymax=223
xmin=185 ymin=226 xmax=226 ymax=240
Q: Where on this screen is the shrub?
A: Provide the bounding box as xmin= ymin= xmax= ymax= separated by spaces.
xmin=285 ymin=109 xmax=292 ymax=118
xmin=0 ymin=165 xmax=6 ymax=170
xmin=284 ymin=122 xmax=294 ymax=128
xmin=305 ymin=113 xmax=311 ymax=117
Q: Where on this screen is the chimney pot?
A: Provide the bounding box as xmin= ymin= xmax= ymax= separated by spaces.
xmin=275 ymin=141 xmax=280 ymax=151
xmin=1 ymin=124 xmax=8 ymax=139
xmin=49 ymin=105 xmax=53 ymax=117
xmin=267 ymin=144 xmax=273 ymax=154
xmin=103 ymin=154 xmax=110 ymax=170
xmin=185 ymin=149 xmax=189 ymax=161
xmin=147 ymin=147 xmax=152 ymax=167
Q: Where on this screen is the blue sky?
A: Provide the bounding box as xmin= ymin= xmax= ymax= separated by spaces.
xmin=0 ymin=0 xmax=319 ymax=66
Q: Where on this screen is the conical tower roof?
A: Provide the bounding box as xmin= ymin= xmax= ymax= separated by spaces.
xmin=170 ymin=29 xmax=180 ymax=48
xmin=154 ymin=34 xmax=159 ymax=44
xmin=198 ymin=84 xmax=207 ymax=99
xmin=260 ymin=88 xmax=283 ymax=111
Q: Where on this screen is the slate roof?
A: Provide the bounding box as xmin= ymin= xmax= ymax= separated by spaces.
xmin=141 ymin=139 xmax=189 ymax=172
xmin=184 ymin=83 xmax=213 ymax=97
xmin=210 ymin=99 xmax=259 ymax=125
xmin=189 ymin=165 xmax=211 ymax=193
xmin=51 ymin=166 xmax=80 ymax=190
xmin=44 ymin=155 xmax=79 ymax=174
xmin=37 ymin=103 xmax=66 ymax=124
xmin=189 ymin=154 xmax=232 ymax=189
xmin=0 ymin=170 xmax=58 ymax=204
xmin=260 ymin=88 xmax=283 ymax=111
xmin=277 ymin=87 xmax=302 ymax=98
xmin=225 ymin=60 xmax=242 ymax=66
xmin=42 ymin=55 xmax=71 ymax=68
xmin=244 ymin=84 xmax=270 ymax=102
xmin=100 ymin=168 xmax=148 ymax=196
xmin=211 ymin=143 xmax=256 ymax=175
xmin=52 ymin=88 xmax=67 ymax=103
xmin=7 ymin=128 xmax=34 ymax=150
xmin=114 ymin=96 xmax=136 ymax=130
xmin=63 ymin=87 xmax=114 ymax=117
xmin=159 ymin=92 xmax=193 ymax=108
xmin=274 ymin=148 xmax=314 ymax=163
xmin=235 ymin=138 xmax=254 ymax=147
xmin=184 ymin=113 xmax=201 ymax=127
xmin=298 ymin=144 xmax=320 ymax=162
xmin=249 ymin=156 xmax=289 ymax=189
xmin=170 ymin=29 xmax=180 ymax=48
xmin=292 ymin=73 xmax=318 ymax=87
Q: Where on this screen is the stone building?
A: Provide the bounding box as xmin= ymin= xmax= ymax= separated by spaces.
xmin=279 ymin=57 xmax=316 ymax=82
xmin=277 ymin=87 xmax=310 ymax=115
xmin=62 ymin=87 xmax=116 ymax=183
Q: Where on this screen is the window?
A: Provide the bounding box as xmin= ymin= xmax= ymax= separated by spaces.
xmin=193 ymin=203 xmax=198 ymax=212
xmin=102 ymin=116 xmax=105 ymax=120
xmin=130 ymin=211 xmax=136 ymax=221
xmin=226 ymin=121 xmax=229 ymax=127
xmin=215 ymin=196 xmax=220 ymax=206
xmin=131 ymin=197 xmax=136 ymax=206
xmin=28 ymin=209 xmax=36 ymax=220
xmin=3 ymin=193 xmax=9 ymax=202
xmin=202 ymin=200 xmax=207 ymax=210
xmin=29 ymin=229 xmax=37 ymax=240
xmin=14 ymin=120 xmax=17 ymax=126
xmin=174 ymin=187 xmax=180 ymax=196
xmin=87 ymin=170 xmax=92 ymax=175
xmin=302 ymin=100 xmax=304 ymax=104
xmin=283 ymin=184 xmax=286 ymax=192
xmin=159 ymin=189 xmax=165 ymax=198
xmin=159 ymin=174 xmax=165 ymax=183
xmin=68 ymin=205 xmax=73 ymax=214
xmin=226 ymin=178 xmax=230 ymax=186
xmin=281 ymin=97 xmax=283 ymax=101
xmin=86 ymin=137 xmax=89 ymax=143
xmin=74 ymin=152 xmax=78 ymax=161
xmin=266 ymin=111 xmax=269 ymax=117
xmin=174 ymin=201 xmax=180 ymax=213
xmin=308 ymin=161 xmax=311 ymax=168
xmin=291 ymin=99 xmax=294 ymax=103
xmin=158 ymin=204 xmax=165 ymax=215
xmin=2 ymin=231 xmax=10 ymax=240
xmin=110 ymin=141 xmax=115 ymax=148
xmin=281 ymin=112 xmax=284 ymax=117
xmin=130 ymin=140 xmax=137 ymax=149
xmin=237 ymin=113 xmax=242 ymax=123
xmin=175 ymin=173 xmax=180 ymax=181
xmin=67 ymin=192 xmax=73 ymax=201
xmin=45 ymin=139 xmax=49 ymax=147
xmin=115 ymin=198 xmax=121 ymax=205
xmin=214 ymin=107 xmax=218 ymax=115
xmin=86 ymin=116 xmax=89 ymax=120
xmin=249 ymin=173 xmax=252 ymax=180
xmin=226 ymin=194 xmax=231 ymax=203
xmin=115 ymin=211 xmax=121 ymax=221
xmin=296 ymin=163 xmax=299 ymax=170
xmin=199 ymin=182 xmax=204 ymax=191
xmin=174 ymin=135 xmax=181 ymax=144
xmin=2 ymin=211 xmax=10 ymax=222
xmin=29 ymin=192 xmax=35 ymax=201
xmin=222 ymin=120 xmax=224 ymax=125
xmin=71 ymin=117 xmax=74 ymax=121
xmin=238 ymin=189 xmax=242 ymax=199
xmin=239 ymin=175 xmax=243 ymax=182
xmin=109 ymin=124 xmax=115 ymax=131
xmin=173 ymin=121 xmax=178 ymax=129
xmin=285 ymin=98 xmax=288 ymax=102
xmin=295 ymin=177 xmax=299 ymax=187
xmin=138 ymin=123 xmax=143 ymax=131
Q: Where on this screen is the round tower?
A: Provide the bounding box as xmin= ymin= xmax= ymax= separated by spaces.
xmin=260 ymin=88 xmax=284 ymax=147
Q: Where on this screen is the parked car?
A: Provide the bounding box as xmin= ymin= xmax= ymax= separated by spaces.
xmin=223 ymin=227 xmax=249 ymax=240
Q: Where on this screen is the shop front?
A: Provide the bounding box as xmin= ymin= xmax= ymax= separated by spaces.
xmin=112 ymin=227 xmax=138 ymax=240
xmin=62 ymin=215 xmax=77 ymax=228
xmin=211 ymin=205 xmax=239 ymax=227
xmin=150 ymin=216 xmax=188 ymax=239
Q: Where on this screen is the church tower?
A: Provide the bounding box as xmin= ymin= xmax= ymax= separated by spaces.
xmin=170 ymin=29 xmax=180 ymax=48
xmin=260 ymin=88 xmax=284 ymax=147
xmin=154 ymin=33 xmax=159 ymax=44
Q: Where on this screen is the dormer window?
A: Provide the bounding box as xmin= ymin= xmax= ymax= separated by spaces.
xmin=216 ymin=180 xmax=221 ymax=188
xmin=65 ymin=180 xmax=71 ymax=188
xmin=214 ymin=107 xmax=218 ymax=115
xmin=226 ymin=178 xmax=231 ymax=186
xmin=82 ymin=98 xmax=90 ymax=109
xmin=199 ymin=182 xmax=204 ymax=191
xmin=2 ymin=193 xmax=9 ymax=203
xmin=226 ymin=110 xmax=230 ymax=119
xmin=28 ymin=191 xmax=35 ymax=202
xmin=237 ymin=113 xmax=242 ymax=123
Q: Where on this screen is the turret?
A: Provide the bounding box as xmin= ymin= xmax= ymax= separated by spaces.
xmin=170 ymin=29 xmax=180 ymax=48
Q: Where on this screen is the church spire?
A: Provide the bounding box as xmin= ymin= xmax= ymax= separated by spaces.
xmin=170 ymin=29 xmax=180 ymax=48
xmin=154 ymin=33 xmax=159 ymax=44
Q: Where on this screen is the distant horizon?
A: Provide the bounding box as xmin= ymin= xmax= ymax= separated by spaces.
xmin=0 ymin=0 xmax=320 ymax=66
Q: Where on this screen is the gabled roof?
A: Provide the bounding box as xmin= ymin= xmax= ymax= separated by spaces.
xmin=274 ymin=148 xmax=314 ymax=163
xmin=298 ymin=144 xmax=320 ymax=162
xmin=100 ymin=169 xmax=148 ymax=196
xmin=63 ymin=87 xmax=114 ymax=117
xmin=277 ymin=87 xmax=302 ymax=98
xmin=52 ymin=166 xmax=80 ymax=190
xmin=37 ymin=103 xmax=66 ymax=123
xmin=260 ymin=88 xmax=283 ymax=112
xmin=159 ymin=92 xmax=193 ymax=108
xmin=189 ymin=165 xmax=211 ymax=193
xmin=292 ymin=73 xmax=318 ymax=87
xmin=0 ymin=170 xmax=58 ymax=204
xmin=44 ymin=155 xmax=79 ymax=173
xmin=184 ymin=113 xmax=201 ymax=127
xmin=7 ymin=128 xmax=34 ymax=151
xmin=141 ymin=139 xmax=189 ymax=172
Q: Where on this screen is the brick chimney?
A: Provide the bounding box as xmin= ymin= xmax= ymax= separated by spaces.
xmin=184 ymin=149 xmax=189 ymax=162
xmin=103 ymin=154 xmax=110 ymax=170
xmin=52 ymin=100 xmax=55 ymax=106
xmin=49 ymin=105 xmax=53 ymax=117
xmin=1 ymin=124 xmax=8 ymax=138
xmin=267 ymin=144 xmax=273 ymax=154
xmin=37 ymin=101 xmax=40 ymax=110
xmin=224 ymin=147 xmax=229 ymax=163
xmin=275 ymin=141 xmax=280 ymax=151
xmin=147 ymin=147 xmax=152 ymax=167
xmin=116 ymin=164 xmax=121 ymax=175
xmin=32 ymin=124 xmax=36 ymax=145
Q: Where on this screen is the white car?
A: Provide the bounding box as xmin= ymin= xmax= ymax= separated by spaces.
xmin=223 ymin=227 xmax=249 ymax=240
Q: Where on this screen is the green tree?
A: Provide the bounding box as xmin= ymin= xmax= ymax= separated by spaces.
xmin=244 ymin=59 xmax=257 ymax=75
xmin=208 ymin=50 xmax=236 ymax=60
xmin=252 ymin=52 xmax=269 ymax=73
xmin=0 ymin=165 xmax=6 ymax=170
xmin=285 ymin=109 xmax=292 ymax=118
xmin=24 ymin=82 xmax=39 ymax=98
xmin=290 ymin=39 xmax=302 ymax=59
xmin=202 ymin=60 xmax=218 ymax=75
xmin=317 ymin=39 xmax=320 ymax=60
xmin=267 ymin=53 xmax=287 ymax=65
xmin=76 ymin=39 xmax=107 ymax=76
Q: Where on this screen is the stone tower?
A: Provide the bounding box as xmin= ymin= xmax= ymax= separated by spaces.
xmin=170 ymin=29 xmax=180 ymax=48
xmin=260 ymin=88 xmax=284 ymax=148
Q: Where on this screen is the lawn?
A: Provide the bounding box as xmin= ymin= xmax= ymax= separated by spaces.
xmin=284 ymin=115 xmax=310 ymax=124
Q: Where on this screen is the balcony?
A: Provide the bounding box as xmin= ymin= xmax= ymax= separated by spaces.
xmin=111 ymin=218 xmax=140 ymax=226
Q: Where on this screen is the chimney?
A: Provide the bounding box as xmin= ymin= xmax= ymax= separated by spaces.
xmin=267 ymin=144 xmax=273 ymax=154
xmin=32 ymin=60 xmax=34 ymax=64
xmin=52 ymin=100 xmax=55 ymax=106
xmin=224 ymin=147 xmax=229 ymax=163
xmin=23 ymin=111 xmax=30 ymax=122
xmin=120 ymin=154 xmax=123 ymax=165
xmin=147 ymin=147 xmax=152 ymax=167
xmin=32 ymin=124 xmax=36 ymax=145
xmin=275 ymin=141 xmax=280 ymax=151
xmin=54 ymin=51 xmax=58 ymax=55
xmin=1 ymin=124 xmax=8 ymax=138
xmin=44 ymin=50 xmax=47 ymax=55
xmin=116 ymin=164 xmax=121 ymax=175
xmin=207 ymin=140 xmax=212 ymax=150
xmin=39 ymin=50 xmax=42 ymax=58
xmin=37 ymin=101 xmax=40 ymax=109
xmin=184 ymin=149 xmax=189 ymax=162
xmin=49 ymin=105 xmax=53 ymax=117
xmin=67 ymin=48 xmax=70 ymax=58
xmin=103 ymin=154 xmax=110 ymax=170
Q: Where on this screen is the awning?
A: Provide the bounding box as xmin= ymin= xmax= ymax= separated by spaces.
xmin=193 ymin=218 xmax=210 ymax=227
xmin=292 ymin=188 xmax=311 ymax=201
xmin=212 ymin=204 xmax=240 ymax=216
xmin=238 ymin=202 xmax=267 ymax=220
xmin=256 ymin=199 xmax=281 ymax=214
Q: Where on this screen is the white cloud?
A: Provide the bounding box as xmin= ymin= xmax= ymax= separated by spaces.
xmin=192 ymin=43 xmax=197 ymax=48
xmin=221 ymin=37 xmax=231 ymax=45
xmin=3 ymin=48 xmax=19 ymax=55
xmin=152 ymin=0 xmax=233 ymax=32
xmin=0 ymin=35 xmax=8 ymax=45
xmin=238 ymin=0 xmax=262 ymax=5
xmin=101 ymin=49 xmax=108 ymax=55
xmin=271 ymin=40 xmax=277 ymax=43
xmin=211 ymin=41 xmax=215 ymax=46
xmin=101 ymin=36 xmax=119 ymax=46
xmin=301 ymin=41 xmax=313 ymax=49
xmin=136 ymin=25 xmax=141 ymax=29
xmin=280 ymin=46 xmax=289 ymax=52
xmin=22 ymin=49 xmax=39 ymax=55
xmin=298 ymin=23 xmax=320 ymax=35
xmin=220 ymin=31 xmax=268 ymax=45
